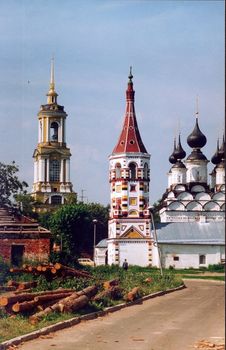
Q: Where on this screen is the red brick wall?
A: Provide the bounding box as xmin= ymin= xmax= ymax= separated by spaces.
xmin=0 ymin=238 xmax=50 ymax=263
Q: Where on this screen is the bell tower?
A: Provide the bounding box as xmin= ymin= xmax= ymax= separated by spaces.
xmin=108 ymin=69 xmax=152 ymax=267
xmin=32 ymin=59 xmax=76 ymax=210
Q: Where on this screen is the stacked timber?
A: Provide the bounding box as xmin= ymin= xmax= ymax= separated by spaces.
xmin=0 ymin=285 xmax=98 ymax=321
xmin=9 ymin=263 xmax=92 ymax=280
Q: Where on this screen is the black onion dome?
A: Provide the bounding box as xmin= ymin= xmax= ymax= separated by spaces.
xmin=211 ymin=140 xmax=221 ymax=165
xmin=187 ymin=149 xmax=207 ymax=161
xmin=172 ymin=160 xmax=186 ymax=169
xmin=187 ymin=118 xmax=207 ymax=148
xmin=174 ymin=135 xmax=186 ymax=160
xmin=169 ymin=138 xmax=177 ymax=164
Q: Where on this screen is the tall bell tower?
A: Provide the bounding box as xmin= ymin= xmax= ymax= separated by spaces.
xmin=108 ymin=69 xmax=152 ymax=266
xmin=32 ymin=59 xmax=76 ymax=210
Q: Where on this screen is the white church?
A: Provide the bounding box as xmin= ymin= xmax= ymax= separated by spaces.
xmin=95 ymin=70 xmax=225 ymax=269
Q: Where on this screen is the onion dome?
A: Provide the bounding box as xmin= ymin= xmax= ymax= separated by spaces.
xmin=112 ymin=67 xmax=148 ymax=154
xmin=172 ymin=160 xmax=186 ymax=169
xmin=187 ymin=149 xmax=207 ymax=161
xmin=174 ymin=134 xmax=186 ymax=160
xmin=187 ymin=118 xmax=207 ymax=148
xmin=169 ymin=138 xmax=177 ymax=164
xmin=211 ymin=140 xmax=221 ymax=165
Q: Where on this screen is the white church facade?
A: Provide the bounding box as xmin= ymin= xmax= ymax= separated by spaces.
xmin=107 ymin=69 xmax=152 ymax=267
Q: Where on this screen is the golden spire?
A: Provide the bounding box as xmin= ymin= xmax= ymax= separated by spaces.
xmin=47 ymin=57 xmax=58 ymax=104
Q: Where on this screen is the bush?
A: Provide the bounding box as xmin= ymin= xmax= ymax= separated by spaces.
xmin=208 ymin=264 xmax=225 ymax=272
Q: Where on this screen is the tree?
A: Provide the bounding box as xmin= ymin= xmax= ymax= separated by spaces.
xmin=14 ymin=193 xmax=38 ymax=218
xmin=0 ymin=161 xmax=28 ymax=206
xmin=49 ymin=202 xmax=108 ymax=260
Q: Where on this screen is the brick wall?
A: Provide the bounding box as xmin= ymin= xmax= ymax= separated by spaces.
xmin=0 ymin=238 xmax=50 ymax=263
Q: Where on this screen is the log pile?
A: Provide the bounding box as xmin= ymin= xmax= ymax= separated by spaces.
xmin=9 ymin=263 xmax=92 ymax=280
xmin=0 ymin=285 xmax=98 ymax=322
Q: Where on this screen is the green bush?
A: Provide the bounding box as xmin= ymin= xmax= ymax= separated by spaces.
xmin=208 ymin=264 xmax=225 ymax=272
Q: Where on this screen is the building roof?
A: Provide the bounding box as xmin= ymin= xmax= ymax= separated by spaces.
xmin=155 ymin=222 xmax=225 ymax=245
xmin=112 ymin=68 xmax=148 ymax=154
xmin=96 ymin=238 xmax=108 ymax=248
xmin=0 ymin=207 xmax=51 ymax=238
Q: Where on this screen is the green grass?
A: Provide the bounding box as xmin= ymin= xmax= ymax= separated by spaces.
xmin=0 ymin=265 xmax=183 ymax=342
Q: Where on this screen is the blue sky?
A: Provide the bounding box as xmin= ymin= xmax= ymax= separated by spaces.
xmin=0 ymin=0 xmax=224 ymax=205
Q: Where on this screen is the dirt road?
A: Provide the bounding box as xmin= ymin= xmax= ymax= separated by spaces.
xmin=18 ymin=280 xmax=225 ymax=350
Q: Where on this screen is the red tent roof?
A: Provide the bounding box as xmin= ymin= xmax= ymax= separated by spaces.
xmin=112 ymin=70 xmax=148 ymax=154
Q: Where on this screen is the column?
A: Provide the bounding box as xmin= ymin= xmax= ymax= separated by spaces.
xmin=41 ymin=118 xmax=44 ymax=143
xmin=66 ymin=159 xmax=70 ymax=182
xmin=46 ymin=117 xmax=49 ymax=142
xmin=59 ymin=119 xmax=63 ymax=143
xmin=46 ymin=158 xmax=50 ymax=182
xmin=60 ymin=159 xmax=64 ymax=182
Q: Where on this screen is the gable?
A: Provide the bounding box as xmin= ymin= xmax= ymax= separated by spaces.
xmin=121 ymin=226 xmax=145 ymax=239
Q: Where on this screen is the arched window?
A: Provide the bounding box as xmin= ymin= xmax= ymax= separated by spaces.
xmin=129 ymin=163 xmax=137 ymax=180
xmin=115 ymin=163 xmax=121 ymax=179
xmin=50 ymin=160 xmax=60 ymax=181
xmin=144 ymin=163 xmax=148 ymax=179
xmin=199 ymin=255 xmax=206 ymax=265
xmin=50 ymin=122 xmax=59 ymax=141
xmin=51 ymin=195 xmax=62 ymax=205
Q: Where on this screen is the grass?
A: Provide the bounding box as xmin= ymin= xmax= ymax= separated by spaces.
xmin=0 ymin=265 xmax=183 ymax=342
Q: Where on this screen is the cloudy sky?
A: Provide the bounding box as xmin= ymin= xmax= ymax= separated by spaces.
xmin=0 ymin=0 xmax=224 ymax=205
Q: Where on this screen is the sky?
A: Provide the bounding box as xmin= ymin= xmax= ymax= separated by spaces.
xmin=0 ymin=0 xmax=224 ymax=205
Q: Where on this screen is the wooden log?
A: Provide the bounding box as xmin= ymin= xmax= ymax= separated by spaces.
xmin=125 ymin=287 xmax=140 ymax=302
xmin=12 ymin=300 xmax=38 ymax=313
xmin=12 ymin=292 xmax=73 ymax=313
xmin=93 ymin=286 xmax=122 ymax=301
xmin=7 ymin=280 xmax=20 ymax=288
xmin=29 ymin=285 xmax=98 ymax=324
xmin=103 ymin=279 xmax=119 ymax=290
xmin=18 ymin=281 xmax=37 ymax=290
xmin=34 ymin=292 xmax=73 ymax=303
xmin=0 ymin=288 xmax=76 ymax=307
xmin=9 ymin=268 xmax=25 ymax=273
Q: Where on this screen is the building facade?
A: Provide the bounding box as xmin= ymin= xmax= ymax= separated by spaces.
xmin=108 ymin=69 xmax=152 ymax=267
xmin=31 ymin=60 xmax=75 ymax=210
xmin=159 ymin=117 xmax=225 ymax=223
xmin=0 ymin=207 xmax=51 ymax=265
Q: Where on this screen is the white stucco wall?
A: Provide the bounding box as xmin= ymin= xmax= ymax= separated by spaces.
xmin=152 ymin=243 xmax=225 ymax=269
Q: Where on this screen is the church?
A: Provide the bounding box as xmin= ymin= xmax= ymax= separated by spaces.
xmin=31 ymin=60 xmax=76 ymax=211
xmin=98 ymin=72 xmax=225 ymax=268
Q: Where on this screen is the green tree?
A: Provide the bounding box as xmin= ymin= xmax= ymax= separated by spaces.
xmin=0 ymin=161 xmax=28 ymax=206
xmin=49 ymin=202 xmax=108 ymax=260
xmin=14 ymin=193 xmax=38 ymax=218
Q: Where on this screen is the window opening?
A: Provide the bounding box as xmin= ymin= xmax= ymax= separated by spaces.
xmin=50 ymin=122 xmax=59 ymax=141
xmin=50 ymin=160 xmax=60 ymax=181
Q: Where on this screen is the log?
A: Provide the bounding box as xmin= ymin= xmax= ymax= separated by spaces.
xmin=93 ymin=286 xmax=122 ymax=301
xmin=125 ymin=287 xmax=140 ymax=302
xmin=30 ymin=295 xmax=89 ymax=324
xmin=12 ymin=300 xmax=38 ymax=313
xmin=34 ymin=292 xmax=73 ymax=303
xmin=7 ymin=280 xmax=20 ymax=288
xmin=0 ymin=288 xmax=76 ymax=307
xmin=12 ymin=292 xmax=73 ymax=313
xmin=18 ymin=281 xmax=37 ymax=290
xmin=29 ymin=285 xmax=98 ymax=324
xmin=103 ymin=279 xmax=119 ymax=290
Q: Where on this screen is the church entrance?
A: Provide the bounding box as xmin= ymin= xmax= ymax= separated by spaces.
xmin=119 ymin=241 xmax=149 ymax=267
